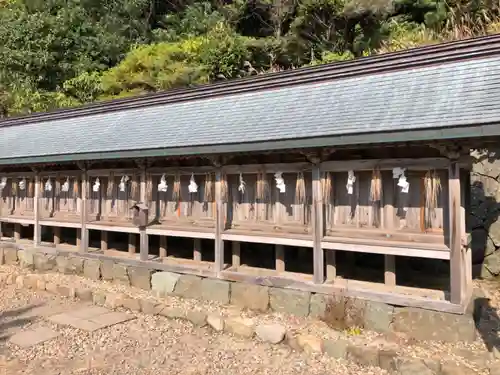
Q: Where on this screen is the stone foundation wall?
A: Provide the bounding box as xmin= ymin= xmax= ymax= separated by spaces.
xmin=471 ymin=149 xmax=500 ymax=279
xmin=0 ymin=243 xmax=480 ymax=344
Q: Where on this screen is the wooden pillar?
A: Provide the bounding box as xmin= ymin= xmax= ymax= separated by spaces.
xmin=231 ymin=241 xmax=240 ymax=267
xmin=384 ymin=255 xmax=396 ymax=286
xmin=128 ymin=233 xmax=136 ymax=254
xmin=53 ymin=227 xmax=61 ymax=246
xmin=139 ymin=164 xmax=149 ymax=261
xmin=76 ymin=229 xmax=81 ymax=247
xmin=275 ymin=244 xmax=285 ymax=272
xmin=33 ymin=173 xmax=41 ymax=247
xmin=214 ymin=169 xmax=224 ymax=274
xmin=449 ymin=161 xmax=466 ymax=305
xmin=14 ymin=223 xmax=21 ymax=242
xmin=80 ymin=169 xmax=88 ymax=252
xmin=159 ymin=236 xmax=167 ymax=258
xmin=312 ymin=166 xmax=324 ymax=284
xmin=101 ymin=231 xmax=108 ymax=251
xmin=193 ymin=238 xmax=202 ymax=261
xmin=326 ymin=250 xmax=336 ymax=280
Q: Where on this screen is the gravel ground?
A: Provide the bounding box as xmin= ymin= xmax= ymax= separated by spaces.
xmin=0 ymin=283 xmax=388 ymax=375
xmin=0 ymin=264 xmax=499 ymax=374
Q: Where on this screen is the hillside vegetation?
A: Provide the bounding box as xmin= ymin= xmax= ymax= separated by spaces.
xmin=0 ymin=0 xmax=499 ymax=117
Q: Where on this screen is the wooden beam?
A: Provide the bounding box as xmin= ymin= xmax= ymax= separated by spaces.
xmin=159 ymin=236 xmax=167 ymax=258
xmin=128 ymin=233 xmax=136 ymax=254
xmin=275 ymin=244 xmax=285 ymax=272
xmin=449 ymin=161 xmax=466 ymax=305
xmin=384 ymin=255 xmax=396 ymax=286
xmin=33 ymin=173 xmax=41 ymax=247
xmin=312 ymin=166 xmax=324 ymax=284
xmin=53 ymin=227 xmax=61 ymax=246
xmin=193 ymin=238 xmax=202 ymax=261
xmin=139 ymin=165 xmax=149 ymax=261
xmin=231 ymin=241 xmax=240 ymax=267
xmin=14 ymin=223 xmax=21 ymax=242
xmin=326 ymin=250 xmax=336 ymax=280
xmin=80 ymin=169 xmax=88 ymax=252
xmin=101 ymin=231 xmax=108 ymax=251
xmin=214 ymin=169 xmax=224 ymax=274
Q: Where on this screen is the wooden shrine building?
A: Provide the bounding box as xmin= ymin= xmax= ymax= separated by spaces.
xmin=2 ymin=35 xmax=500 ymax=314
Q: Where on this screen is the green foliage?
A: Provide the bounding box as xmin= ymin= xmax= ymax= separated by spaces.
xmin=0 ymin=0 xmax=499 ymax=118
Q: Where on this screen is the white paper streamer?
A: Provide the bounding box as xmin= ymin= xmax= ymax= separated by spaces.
xmin=0 ymin=177 xmax=7 ymax=191
xmin=19 ymin=178 xmax=26 ymax=191
xmin=93 ymin=177 xmax=100 ymax=193
xmin=188 ymin=173 xmax=198 ymax=193
xmin=274 ymin=172 xmax=286 ymax=193
xmin=346 ymin=170 xmax=356 ymax=195
xmin=62 ymin=178 xmax=70 ymax=192
xmin=119 ymin=175 xmax=129 ymax=192
xmin=238 ymin=173 xmax=246 ymax=194
xmin=157 ymin=174 xmax=168 ymax=192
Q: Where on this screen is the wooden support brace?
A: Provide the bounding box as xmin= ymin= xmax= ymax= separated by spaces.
xmin=193 ymin=238 xmax=202 ymax=262
xmin=159 ymin=236 xmax=167 ymax=258
xmin=33 ymin=173 xmax=41 ymax=247
xmin=101 ymin=231 xmax=108 ymax=251
xmin=80 ymin=169 xmax=88 ymax=252
xmin=232 ymin=241 xmax=240 ymax=267
xmin=214 ymin=169 xmax=224 ymax=274
xmin=54 ymin=227 xmax=61 ymax=246
xmin=275 ymin=244 xmax=285 ymax=273
xmin=139 ymin=165 xmax=149 ymax=261
xmin=14 ymin=223 xmax=21 ymax=242
xmin=312 ymin=166 xmax=324 ymax=284
xmin=384 ymin=255 xmax=396 ymax=286
xmin=449 ymin=161 xmax=466 ymax=305
xmin=128 ymin=233 xmax=136 ymax=254
xmin=326 ymin=250 xmax=336 ymax=280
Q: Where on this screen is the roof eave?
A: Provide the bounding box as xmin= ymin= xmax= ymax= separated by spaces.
xmin=0 ymin=123 xmax=496 ymax=166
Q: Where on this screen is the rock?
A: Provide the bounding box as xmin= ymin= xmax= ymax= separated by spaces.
xmin=225 ymin=317 xmax=255 ymax=338
xmin=34 ymin=253 xmax=56 ymax=271
xmin=100 ymin=260 xmax=114 ymax=281
xmin=23 ymin=275 xmax=39 ymax=289
xmin=363 ymin=301 xmax=394 ymax=333
xmin=207 ymin=315 xmax=224 ymax=332
xmin=104 ymin=292 xmax=125 ymax=309
xmin=391 ymin=307 xmax=477 ymax=343
xmin=396 ymin=357 xmax=434 ymax=375
xmin=346 ymin=344 xmax=379 ymax=367
xmin=296 ymin=334 xmax=323 ymax=355
xmin=45 ymin=282 xmax=58 ymax=294
xmin=75 ymin=288 xmax=93 ymax=301
xmin=112 ymin=263 xmax=129 ymax=285
xmin=255 ymin=324 xmax=286 ymax=344
xmin=127 ymin=267 xmax=153 ymax=290
xmin=122 ymin=297 xmax=141 ymax=312
xmin=441 ymin=362 xmax=476 ymax=375
xmin=139 ymin=299 xmax=162 ymax=315
xmin=323 ymin=338 xmax=348 ymax=359
xmin=309 ymin=294 xmax=328 ymax=319
xmin=269 ymin=288 xmax=310 ymax=317
xmin=18 ymin=250 xmax=34 ymax=269
xmin=378 ymin=349 xmax=398 ymax=372
xmin=92 ymin=291 xmax=106 ymax=306
xmin=201 ymin=278 xmax=230 ymax=304
xmin=36 ymin=279 xmax=46 ymax=291
xmin=186 ymin=310 xmax=207 ymax=327
xmin=151 ymin=272 xmax=180 ymax=297
xmin=159 ymin=306 xmax=186 ymax=320
xmin=4 ymin=248 xmax=18 ymax=265
xmin=83 ymin=259 xmax=101 ymax=280
xmin=15 ymin=275 xmax=24 ymax=289
xmin=230 ymin=283 xmax=269 ymax=312
xmin=57 ymin=285 xmax=75 ymax=298
xmin=56 ymin=256 xmax=84 ymax=275
xmin=173 ymin=275 xmax=202 ymax=300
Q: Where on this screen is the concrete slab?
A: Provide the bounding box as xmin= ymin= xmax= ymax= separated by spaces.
xmin=88 ymin=312 xmax=134 ymax=328
xmin=47 ymin=306 xmax=135 ymax=332
xmin=9 ymin=326 xmax=60 ymax=348
xmin=70 ymin=306 xmax=109 ymax=319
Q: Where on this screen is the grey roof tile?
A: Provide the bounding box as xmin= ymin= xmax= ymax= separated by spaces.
xmin=1 ymin=56 xmax=500 ymax=161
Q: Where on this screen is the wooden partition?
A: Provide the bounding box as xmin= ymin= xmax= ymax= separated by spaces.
xmin=0 ymin=174 xmax=35 ymax=219
xmin=38 ymin=172 xmax=81 ymax=223
xmin=86 ymin=169 xmax=140 ymax=226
